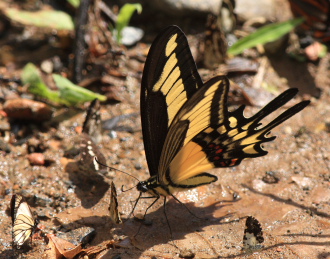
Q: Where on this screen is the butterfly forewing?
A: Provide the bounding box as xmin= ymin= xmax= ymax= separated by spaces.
xmin=11 ymin=194 xmax=37 ymax=249
xmin=243 ymin=216 xmax=264 ymax=251
xmin=109 ymin=182 xmax=122 ymax=224
xmin=82 ymin=98 xmax=102 ymax=144
xmin=79 ymin=134 xmax=108 ymax=177
xmin=79 ymin=99 xmax=108 ymax=177
xmin=141 ymin=26 xmax=204 ymax=176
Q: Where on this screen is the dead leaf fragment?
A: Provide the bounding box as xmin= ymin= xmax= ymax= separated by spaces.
xmin=3 ymin=98 xmax=53 ymax=121
xmin=47 ymin=234 xmax=83 ymax=259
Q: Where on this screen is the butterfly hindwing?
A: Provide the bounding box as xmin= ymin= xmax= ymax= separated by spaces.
xmin=158 ymin=76 xmax=229 ymax=187
xmin=159 ymin=85 xmax=309 ymax=188
xmin=141 ymin=26 xmax=204 ymax=176
xmin=11 ymin=194 xmax=37 ymax=249
xmin=192 ymin=88 xmax=310 ymax=169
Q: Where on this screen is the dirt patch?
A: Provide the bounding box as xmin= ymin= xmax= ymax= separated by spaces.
xmin=0 ymin=1 xmax=330 ymax=258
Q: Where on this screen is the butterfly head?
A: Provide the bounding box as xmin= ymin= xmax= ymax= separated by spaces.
xmin=136 ymin=181 xmax=149 ymax=193
xmin=136 ymin=175 xmax=158 ymax=191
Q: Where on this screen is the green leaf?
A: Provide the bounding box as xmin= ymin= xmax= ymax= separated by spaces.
xmin=52 ymin=74 xmax=107 ymax=106
xmin=22 ymin=63 xmax=107 ymax=106
xmin=228 ymin=18 xmax=304 ymax=56
xmin=22 ymin=63 xmax=61 ymax=103
xmin=4 ymin=8 xmax=74 ymax=30
xmin=66 ymin=0 xmax=80 ymax=8
xmin=318 ymin=44 xmax=328 ymax=58
xmin=115 ymin=3 xmax=142 ymax=44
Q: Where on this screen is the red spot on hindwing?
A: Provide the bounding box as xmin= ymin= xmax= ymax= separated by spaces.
xmin=230 ymin=158 xmax=238 ymax=166
xmin=216 ymin=148 xmax=223 ymax=154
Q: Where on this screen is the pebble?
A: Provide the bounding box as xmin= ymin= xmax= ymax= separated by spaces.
xmin=291 ymin=176 xmax=313 ymax=190
xmin=34 ymin=193 xmax=53 ymax=207
xmin=56 ymin=227 xmax=96 ymax=246
xmin=27 ymin=152 xmax=45 ymax=165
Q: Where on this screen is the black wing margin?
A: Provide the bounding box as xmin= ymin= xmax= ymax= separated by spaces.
xmin=193 ymin=88 xmax=310 ymax=168
xmin=141 ymin=25 xmax=204 ymax=176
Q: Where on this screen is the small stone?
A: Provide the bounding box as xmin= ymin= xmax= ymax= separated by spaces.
xmin=291 ymin=176 xmax=313 ymax=190
xmin=179 ymin=248 xmax=195 ymax=258
xmin=57 ymin=227 xmax=96 ymax=246
xmin=262 ymin=171 xmax=280 ymax=184
xmin=0 ymin=139 xmax=11 ymax=153
xmin=34 ymin=193 xmax=53 ymax=207
xmin=40 ymin=59 xmax=54 ymax=74
xmin=134 ymin=163 xmax=142 ymax=170
xmin=27 ymin=152 xmax=45 ymax=165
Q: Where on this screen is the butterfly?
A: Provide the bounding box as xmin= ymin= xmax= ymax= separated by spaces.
xmin=82 ymin=98 xmax=103 ymax=144
xmin=203 ymin=14 xmax=228 ymax=69
xmin=108 ymin=181 xmax=122 ymax=224
xmin=10 ymin=194 xmax=39 ymax=249
xmin=129 ymin=26 xmax=310 ymax=227
xmin=79 ymin=99 xmax=108 ymax=177
xmin=243 ymin=216 xmax=264 ymax=251
xmin=288 ymin=0 xmax=330 ymax=44
xmin=136 ymin=25 xmax=309 ymax=201
xmin=203 ymin=0 xmax=236 ymax=69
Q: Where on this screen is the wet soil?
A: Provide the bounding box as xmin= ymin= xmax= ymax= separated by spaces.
xmin=0 ymin=1 xmax=330 ymax=257
xmin=0 ymin=49 xmax=329 ymax=259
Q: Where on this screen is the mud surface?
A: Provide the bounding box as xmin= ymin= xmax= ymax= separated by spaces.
xmin=0 ymin=1 xmax=330 ymax=258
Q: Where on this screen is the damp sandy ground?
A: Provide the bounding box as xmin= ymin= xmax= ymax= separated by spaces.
xmin=0 ymin=0 xmax=330 ymax=255
xmin=0 ymin=48 xmax=329 ymax=259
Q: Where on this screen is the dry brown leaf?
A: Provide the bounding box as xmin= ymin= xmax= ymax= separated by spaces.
xmin=47 ymin=234 xmax=82 ymax=259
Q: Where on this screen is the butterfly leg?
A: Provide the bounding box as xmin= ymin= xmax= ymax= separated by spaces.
xmin=134 ymin=195 xmax=160 ymax=237
xmin=163 ymin=196 xmax=174 ymax=240
xmin=171 ymin=194 xmax=204 ymax=220
xmin=128 ymin=193 xmax=158 ymax=219
xmin=127 ymin=192 xmax=142 ymax=219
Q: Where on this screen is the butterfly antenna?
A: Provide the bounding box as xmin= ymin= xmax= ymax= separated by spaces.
xmin=121 ymin=185 xmax=136 ymax=192
xmin=94 ymin=157 xmax=140 ymax=182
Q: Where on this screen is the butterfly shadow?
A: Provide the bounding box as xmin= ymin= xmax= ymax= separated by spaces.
xmin=266 ymin=51 xmax=321 ymax=98
xmin=65 ymin=161 xmax=110 ymax=209
xmin=0 ymin=240 xmax=40 ymax=259
xmin=55 ymin=210 xmax=330 ymax=259
xmin=0 ymin=249 xmax=20 ymax=259
xmin=116 ymin=197 xmax=238 ymax=254
xmin=53 ymin=196 xmax=239 ymax=259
